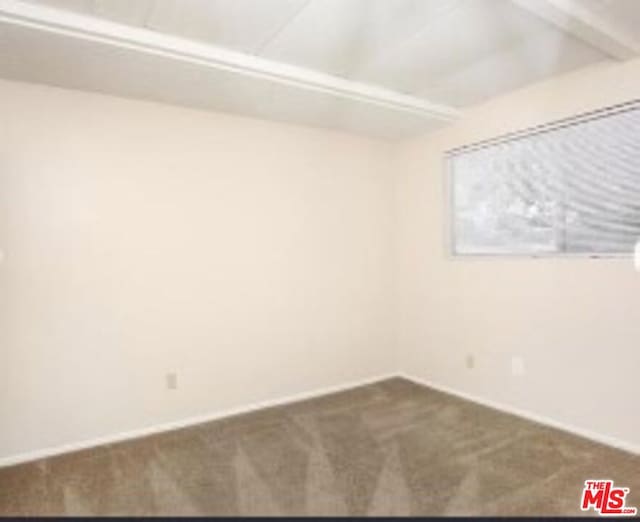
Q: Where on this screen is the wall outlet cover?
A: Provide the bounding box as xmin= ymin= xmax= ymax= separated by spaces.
xmin=166 ymin=372 xmax=178 ymax=390
xmin=511 ymin=357 xmax=525 ymax=376
xmin=465 ymin=354 xmax=475 ymax=369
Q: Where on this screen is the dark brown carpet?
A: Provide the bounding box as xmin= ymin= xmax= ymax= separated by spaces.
xmin=1 ymin=377 xmax=638 ymax=516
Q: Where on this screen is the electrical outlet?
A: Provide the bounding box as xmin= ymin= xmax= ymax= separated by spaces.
xmin=166 ymin=372 xmax=178 ymax=390
xmin=511 ymin=357 xmax=525 ymax=376
xmin=465 ymin=354 xmax=475 ymax=369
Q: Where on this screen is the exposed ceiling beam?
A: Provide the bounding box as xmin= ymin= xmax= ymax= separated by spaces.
xmin=0 ymin=0 xmax=461 ymax=122
xmin=512 ymin=0 xmax=640 ymax=61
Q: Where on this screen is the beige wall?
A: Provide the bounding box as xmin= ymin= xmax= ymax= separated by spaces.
xmin=0 ymin=79 xmax=396 ymax=460
xmin=395 ymin=58 xmax=640 ymax=450
xmin=3 ymin=57 xmax=640 ymax=462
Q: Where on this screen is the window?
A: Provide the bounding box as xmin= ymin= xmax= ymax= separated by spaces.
xmin=448 ymin=101 xmax=640 ymax=256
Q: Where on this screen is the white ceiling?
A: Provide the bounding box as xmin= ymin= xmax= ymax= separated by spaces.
xmin=579 ymin=0 xmax=640 ymax=40
xmin=1 ymin=0 xmax=639 ymax=139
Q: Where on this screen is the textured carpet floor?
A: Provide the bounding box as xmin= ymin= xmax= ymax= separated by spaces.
xmin=1 ymin=377 xmax=638 ymax=516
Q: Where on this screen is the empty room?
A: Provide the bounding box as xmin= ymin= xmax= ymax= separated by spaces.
xmin=0 ymin=0 xmax=639 ymax=517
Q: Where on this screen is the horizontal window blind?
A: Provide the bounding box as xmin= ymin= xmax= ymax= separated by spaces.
xmin=448 ymin=101 xmax=640 ymax=256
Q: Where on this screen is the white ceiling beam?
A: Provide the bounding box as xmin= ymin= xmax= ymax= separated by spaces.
xmin=0 ymin=0 xmax=461 ymax=122
xmin=512 ymin=0 xmax=640 ymax=61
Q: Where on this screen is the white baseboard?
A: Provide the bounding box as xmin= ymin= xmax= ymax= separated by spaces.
xmin=400 ymin=373 xmax=640 ymax=456
xmin=0 ymin=373 xmax=398 ymax=469
xmin=2 ymin=372 xmax=637 ymax=468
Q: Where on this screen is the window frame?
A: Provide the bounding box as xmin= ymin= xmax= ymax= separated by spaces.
xmin=446 ymin=100 xmax=640 ymax=260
